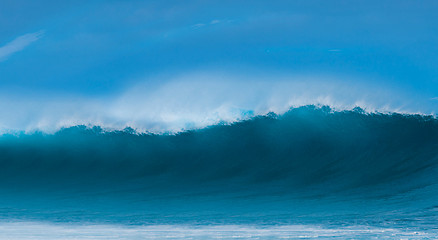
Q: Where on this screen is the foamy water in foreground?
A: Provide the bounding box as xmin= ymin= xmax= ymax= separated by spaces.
xmin=0 ymin=222 xmax=432 ymax=239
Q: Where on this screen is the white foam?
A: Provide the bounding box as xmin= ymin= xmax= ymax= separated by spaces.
xmin=0 ymin=221 xmax=431 ymax=239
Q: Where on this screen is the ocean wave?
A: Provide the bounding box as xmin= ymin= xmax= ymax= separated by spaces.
xmin=1 ymin=105 xmax=437 ymax=192
xmin=1 ymin=105 xmax=438 ymax=228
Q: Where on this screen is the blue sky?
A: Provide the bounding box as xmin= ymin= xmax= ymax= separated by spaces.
xmin=1 ymin=0 xmax=438 ymax=132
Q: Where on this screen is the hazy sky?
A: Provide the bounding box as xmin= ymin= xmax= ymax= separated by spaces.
xmin=1 ymin=0 xmax=438 ymax=132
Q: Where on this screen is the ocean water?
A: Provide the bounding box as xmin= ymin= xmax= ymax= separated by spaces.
xmin=0 ymin=106 xmax=437 ymax=239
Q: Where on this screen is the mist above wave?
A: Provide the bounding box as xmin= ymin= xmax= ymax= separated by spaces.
xmin=0 ymin=72 xmax=433 ymax=134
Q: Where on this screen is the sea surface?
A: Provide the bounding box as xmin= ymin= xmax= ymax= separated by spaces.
xmin=0 ymin=106 xmax=437 ymax=239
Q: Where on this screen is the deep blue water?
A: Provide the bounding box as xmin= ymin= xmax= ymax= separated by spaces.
xmin=1 ymin=106 xmax=438 ymax=238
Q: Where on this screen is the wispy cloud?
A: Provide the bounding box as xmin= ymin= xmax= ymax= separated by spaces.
xmin=191 ymin=23 xmax=206 ymax=29
xmin=0 ymin=31 xmax=44 ymax=61
xmin=191 ymin=19 xmax=227 ymax=29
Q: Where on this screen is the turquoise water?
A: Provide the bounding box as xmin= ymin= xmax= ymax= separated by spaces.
xmin=0 ymin=106 xmax=437 ymax=238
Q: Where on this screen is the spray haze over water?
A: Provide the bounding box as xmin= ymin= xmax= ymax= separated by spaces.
xmin=0 ymin=72 xmax=433 ymax=134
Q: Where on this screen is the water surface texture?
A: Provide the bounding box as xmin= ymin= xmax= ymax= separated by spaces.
xmin=0 ymin=106 xmax=437 ymax=238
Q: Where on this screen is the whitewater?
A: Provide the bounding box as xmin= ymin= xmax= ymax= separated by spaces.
xmin=1 ymin=106 xmax=438 ymax=238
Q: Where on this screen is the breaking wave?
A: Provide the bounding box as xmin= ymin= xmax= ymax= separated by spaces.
xmin=1 ymin=106 xmax=438 ymax=191
xmin=0 ymin=105 xmax=438 ymax=233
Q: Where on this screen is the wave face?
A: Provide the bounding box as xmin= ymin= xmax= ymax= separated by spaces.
xmin=1 ymin=106 xmax=438 ymax=236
